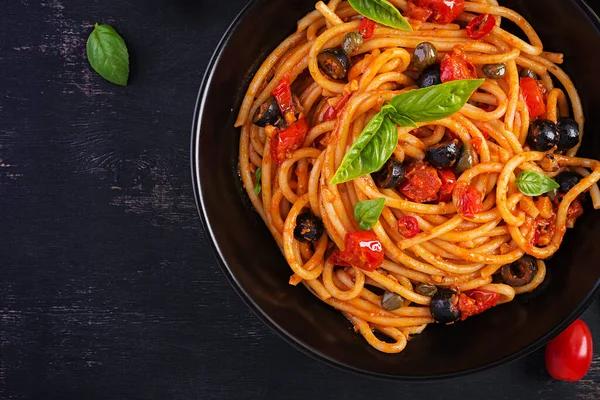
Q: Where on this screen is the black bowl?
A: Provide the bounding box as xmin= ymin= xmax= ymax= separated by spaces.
xmin=192 ymin=0 xmax=600 ymax=379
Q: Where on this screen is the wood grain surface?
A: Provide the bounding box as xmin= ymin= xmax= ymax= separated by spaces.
xmin=0 ymin=1 xmax=599 ymax=399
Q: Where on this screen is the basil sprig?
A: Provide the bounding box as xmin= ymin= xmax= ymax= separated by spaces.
xmin=354 ymin=198 xmax=386 ymax=230
xmin=86 ymin=23 xmax=130 ymax=86
xmin=331 ymin=79 xmax=484 ymax=185
xmin=390 ymin=79 xmax=485 ymax=122
xmin=254 ymin=167 xmax=262 ymax=195
xmin=516 ymin=170 xmax=559 ymax=196
xmin=348 ymin=0 xmax=412 ymax=32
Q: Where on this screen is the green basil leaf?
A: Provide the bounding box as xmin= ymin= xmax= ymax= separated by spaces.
xmin=348 ymin=0 xmax=412 ymax=32
xmin=390 ymin=79 xmax=484 ymax=122
xmin=86 ymin=23 xmax=129 ymax=86
xmin=516 ymin=170 xmax=559 ymax=196
xmin=354 ymin=198 xmax=386 ymax=230
xmin=254 ymin=167 xmax=262 ymax=195
xmin=330 ymin=113 xmax=397 ymax=185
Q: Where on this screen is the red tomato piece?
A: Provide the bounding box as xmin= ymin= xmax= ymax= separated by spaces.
xmin=440 ymin=48 xmax=477 ymax=82
xmin=272 ymin=71 xmax=295 ymax=119
xmin=520 ymin=77 xmax=546 ymax=118
xmin=409 ymin=0 xmax=465 ymax=24
xmin=458 ymin=289 xmax=500 ymax=320
xmin=328 ymin=250 xmax=351 ymax=267
xmin=406 ymin=2 xmax=433 ymax=22
xmin=438 ymin=168 xmax=457 ymax=203
xmin=398 ymin=216 xmax=420 ymax=238
xmin=471 ymin=137 xmax=483 ymax=152
xmin=466 ymin=13 xmax=496 ymax=40
xmin=338 ymin=231 xmax=384 ymax=271
xmin=324 ymin=93 xmax=351 ymax=121
xmin=359 ymin=18 xmax=376 ymax=39
xmin=399 ymin=162 xmax=442 ymax=203
xmin=270 ymin=117 xmax=309 ymax=164
xmin=453 ymin=183 xmax=483 ymax=218
xmin=545 ymin=319 xmax=593 ymax=382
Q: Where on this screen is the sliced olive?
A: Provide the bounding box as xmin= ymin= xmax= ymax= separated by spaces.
xmin=294 ymin=213 xmax=325 ymax=243
xmin=500 ymin=255 xmax=538 ymax=287
xmin=317 ymin=47 xmax=350 ymax=80
xmin=382 ymin=291 xmax=404 ymax=311
xmin=413 ymin=42 xmax=438 ymax=70
xmin=520 ymin=68 xmax=538 ymax=79
xmin=557 ymin=117 xmax=580 ymax=151
xmin=527 ymin=119 xmax=559 ymax=151
xmin=430 ymin=288 xmax=461 ymax=324
xmin=342 ymin=32 xmax=363 ymax=55
xmin=372 ymin=158 xmax=405 ymax=189
xmin=417 ymin=64 xmax=441 ymax=88
xmin=556 ymin=171 xmax=581 ymax=193
xmin=426 ymin=140 xmax=460 ymax=169
xmin=415 ymin=283 xmax=438 ymax=297
xmin=482 ymin=63 xmax=507 ymax=79
xmin=252 ymin=96 xmax=282 ymax=127
xmin=454 ymin=143 xmax=474 ymax=175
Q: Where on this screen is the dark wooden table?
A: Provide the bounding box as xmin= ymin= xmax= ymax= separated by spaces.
xmin=1 ymin=1 xmax=599 ymax=399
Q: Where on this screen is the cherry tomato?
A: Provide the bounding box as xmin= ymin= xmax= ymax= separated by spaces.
xmin=466 ymin=14 xmax=496 ymax=40
xmin=399 ymin=161 xmax=442 ymax=203
xmin=453 ymin=183 xmax=483 ymax=218
xmin=407 ymin=0 xmax=465 ymax=24
xmin=406 ymin=2 xmax=433 ymax=22
xmin=323 ymin=93 xmax=351 ymax=121
xmin=438 ymin=168 xmax=457 ymax=203
xmin=338 ymin=231 xmax=384 ymax=271
xmin=270 ymin=117 xmax=309 ymax=164
xmin=440 ymin=48 xmax=477 ymax=82
xmin=545 ymin=319 xmax=593 ymax=382
xmin=359 ymin=18 xmax=376 ymax=39
xmin=520 ymin=77 xmax=546 ymax=118
xmin=457 ymin=289 xmax=500 ymax=320
xmin=398 ymin=216 xmax=420 ymax=238
xmin=272 ymin=71 xmax=295 ymax=119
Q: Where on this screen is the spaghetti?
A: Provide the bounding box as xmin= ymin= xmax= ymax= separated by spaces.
xmin=235 ymin=0 xmax=600 ymax=353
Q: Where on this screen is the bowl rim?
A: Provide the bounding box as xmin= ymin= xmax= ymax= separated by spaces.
xmin=191 ymin=0 xmax=600 ymax=380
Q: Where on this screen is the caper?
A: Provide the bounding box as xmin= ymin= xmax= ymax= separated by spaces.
xmin=520 ymin=68 xmax=538 ymax=79
xmin=342 ymin=32 xmax=363 ymax=55
xmin=454 ymin=143 xmax=474 ymax=175
xmin=413 ymin=42 xmax=438 ymax=70
xmin=415 ymin=283 xmax=438 ymax=297
xmin=381 ymin=291 xmax=404 ymax=311
xmin=482 ymin=63 xmax=507 ymax=79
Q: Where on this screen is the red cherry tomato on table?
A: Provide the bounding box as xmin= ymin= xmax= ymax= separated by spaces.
xmin=466 ymin=14 xmax=496 ymax=40
xmin=457 ymin=289 xmax=500 ymax=320
xmin=270 ymin=117 xmax=309 ymax=164
xmin=520 ymin=77 xmax=546 ymax=118
xmin=453 ymin=183 xmax=483 ymax=218
xmin=438 ymin=168 xmax=457 ymax=203
xmin=545 ymin=319 xmax=593 ymax=382
xmin=398 ymin=216 xmax=420 ymax=238
xmin=338 ymin=231 xmax=384 ymax=271
xmin=399 ymin=162 xmax=442 ymax=203
xmin=440 ymin=48 xmax=478 ymax=82
xmin=407 ymin=0 xmax=465 ymax=24
xmin=359 ymin=18 xmax=376 ymax=39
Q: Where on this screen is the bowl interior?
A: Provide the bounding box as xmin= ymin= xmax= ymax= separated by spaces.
xmin=193 ymin=0 xmax=600 ymax=378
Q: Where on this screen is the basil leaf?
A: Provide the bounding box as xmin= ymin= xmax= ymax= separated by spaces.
xmin=348 ymin=0 xmax=412 ymax=32
xmin=354 ymin=198 xmax=386 ymax=230
xmin=254 ymin=167 xmax=262 ymax=195
xmin=516 ymin=170 xmax=559 ymax=196
xmin=390 ymin=79 xmax=484 ymax=122
xmin=86 ymin=23 xmax=129 ymax=86
xmin=330 ymin=112 xmax=397 ymax=185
